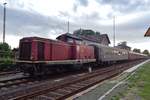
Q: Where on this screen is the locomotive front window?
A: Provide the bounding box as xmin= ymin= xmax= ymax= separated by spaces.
xmin=19 ymin=42 xmax=31 ymax=60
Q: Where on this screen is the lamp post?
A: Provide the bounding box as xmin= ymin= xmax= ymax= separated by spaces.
xmin=3 ymin=2 xmax=7 ymax=43
xmin=113 ymin=16 xmax=116 ymax=47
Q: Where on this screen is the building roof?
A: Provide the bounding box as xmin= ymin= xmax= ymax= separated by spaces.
xmin=99 ymin=34 xmax=111 ymax=44
xmin=75 ymin=34 xmax=111 ymax=44
xmin=73 ymin=29 xmax=111 ymax=44
xmin=144 ymin=27 xmax=150 ymax=37
xmin=57 ymin=31 xmax=111 ymax=45
xmin=56 ymin=33 xmax=83 ymax=40
xmin=12 ymin=48 xmax=19 ymax=52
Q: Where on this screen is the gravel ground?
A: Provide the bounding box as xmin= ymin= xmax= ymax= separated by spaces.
xmin=0 ymin=73 xmax=23 ymax=81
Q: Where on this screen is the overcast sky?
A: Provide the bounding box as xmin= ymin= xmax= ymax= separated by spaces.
xmin=0 ymin=0 xmax=150 ymax=51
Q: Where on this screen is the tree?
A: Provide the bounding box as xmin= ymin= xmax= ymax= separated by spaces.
xmin=74 ymin=29 xmax=96 ymax=35
xmin=0 ymin=42 xmax=12 ymax=58
xmin=95 ymin=31 xmax=101 ymax=35
xmin=118 ymin=41 xmax=127 ymax=46
xmin=142 ymin=49 xmax=149 ymax=55
xmin=133 ymin=48 xmax=141 ymax=53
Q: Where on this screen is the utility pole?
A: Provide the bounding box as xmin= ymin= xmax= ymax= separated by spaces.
xmin=86 ymin=14 xmax=88 ymax=29
xmin=113 ymin=16 xmax=116 ymax=47
xmin=67 ymin=20 xmax=69 ymax=33
xmin=3 ymin=2 xmax=7 ymax=43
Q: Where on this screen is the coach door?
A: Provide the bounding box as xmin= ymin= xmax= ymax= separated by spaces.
xmin=37 ymin=42 xmax=45 ymax=60
xmin=93 ymin=45 xmax=99 ymax=61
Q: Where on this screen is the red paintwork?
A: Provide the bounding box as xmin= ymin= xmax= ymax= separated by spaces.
xmin=51 ymin=41 xmax=71 ymax=60
xmin=128 ymin=53 xmax=134 ymax=60
xmin=73 ymin=44 xmax=95 ymax=59
xmin=44 ymin=41 xmax=51 ymax=61
xmin=19 ymin=37 xmax=95 ymax=63
xmin=128 ymin=52 xmax=145 ymax=60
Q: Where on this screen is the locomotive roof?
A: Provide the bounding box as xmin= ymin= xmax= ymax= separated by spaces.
xmin=20 ymin=36 xmax=60 ymax=43
xmin=21 ymin=37 xmax=51 ymax=41
xmin=20 ymin=36 xmax=75 ymax=45
xmin=90 ymin=43 xmax=129 ymax=52
xmin=129 ymin=51 xmax=147 ymax=56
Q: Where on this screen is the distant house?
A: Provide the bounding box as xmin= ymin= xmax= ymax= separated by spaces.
xmin=145 ymin=27 xmax=150 ymax=37
xmin=115 ymin=41 xmax=131 ymax=51
xmin=12 ymin=48 xmax=19 ymax=60
xmin=73 ymin=29 xmax=111 ymax=46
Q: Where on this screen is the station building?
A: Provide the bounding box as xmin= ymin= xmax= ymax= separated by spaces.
xmin=145 ymin=27 xmax=150 ymax=37
xmin=57 ymin=29 xmax=111 ymax=46
xmin=115 ymin=41 xmax=131 ymax=51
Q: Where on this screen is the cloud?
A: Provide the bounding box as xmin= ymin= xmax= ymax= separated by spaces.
xmin=97 ymin=0 xmax=150 ymax=13
xmin=114 ymin=12 xmax=150 ymax=42
xmin=0 ymin=3 xmax=148 ymax=43
xmin=0 ymin=5 xmax=68 ymax=37
xmin=73 ymin=0 xmax=89 ymax=12
xmin=0 ymin=0 xmax=149 ymax=51
xmin=77 ymin=0 xmax=89 ymax=7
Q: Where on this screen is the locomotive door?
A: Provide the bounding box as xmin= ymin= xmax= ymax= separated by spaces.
xmin=93 ymin=46 xmax=99 ymax=61
xmin=37 ymin=42 xmax=45 ymax=60
xmin=71 ymin=45 xmax=76 ymax=59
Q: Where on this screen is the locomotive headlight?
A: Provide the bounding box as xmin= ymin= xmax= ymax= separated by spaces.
xmin=30 ymin=55 xmax=33 ymax=60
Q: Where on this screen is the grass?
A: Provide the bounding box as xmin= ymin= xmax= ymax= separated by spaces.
xmin=116 ymin=62 xmax=150 ymax=100
xmin=128 ymin=62 xmax=150 ymax=100
xmin=111 ymin=95 xmax=120 ymax=100
xmin=111 ymin=61 xmax=150 ymax=100
xmin=0 ymin=58 xmax=14 ymax=71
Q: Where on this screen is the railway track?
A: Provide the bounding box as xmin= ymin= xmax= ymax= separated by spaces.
xmin=22 ymin=61 xmax=140 ymax=100
xmin=0 ymin=60 xmax=144 ymax=100
xmin=0 ymin=76 xmax=30 ymax=89
xmin=0 ymin=71 xmax=20 ymax=76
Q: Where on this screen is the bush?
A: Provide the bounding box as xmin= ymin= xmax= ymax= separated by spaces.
xmin=0 ymin=58 xmax=13 ymax=71
xmin=0 ymin=42 xmax=14 ymax=71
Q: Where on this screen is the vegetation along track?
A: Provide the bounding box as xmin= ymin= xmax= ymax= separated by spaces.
xmin=0 ymin=59 xmax=144 ymax=100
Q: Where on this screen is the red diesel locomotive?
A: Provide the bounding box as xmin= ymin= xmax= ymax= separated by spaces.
xmin=17 ymin=37 xmax=95 ymax=75
xmin=17 ymin=36 xmax=147 ymax=76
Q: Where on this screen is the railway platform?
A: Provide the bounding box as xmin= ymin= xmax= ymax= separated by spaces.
xmin=66 ymin=59 xmax=150 ymax=100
